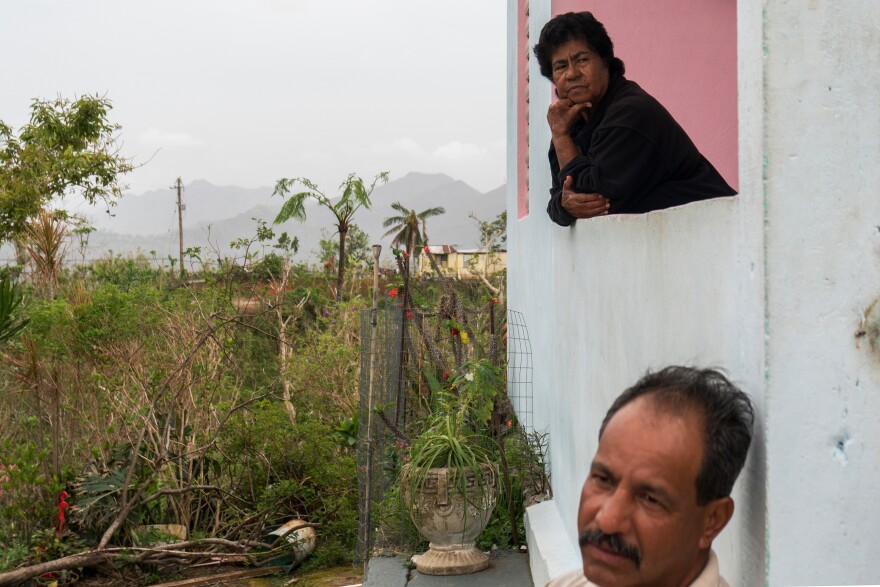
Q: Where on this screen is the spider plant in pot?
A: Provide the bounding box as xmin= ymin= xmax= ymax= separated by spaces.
xmin=400 ymin=359 xmax=501 ymax=575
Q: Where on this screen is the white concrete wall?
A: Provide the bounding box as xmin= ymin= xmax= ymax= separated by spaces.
xmin=511 ymin=197 xmax=764 ymax=586
xmin=764 ymin=2 xmax=880 ymax=585
xmin=508 ymin=0 xmax=880 ymax=584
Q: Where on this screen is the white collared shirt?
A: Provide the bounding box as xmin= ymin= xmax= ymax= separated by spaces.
xmin=545 ymin=549 xmax=729 ymax=587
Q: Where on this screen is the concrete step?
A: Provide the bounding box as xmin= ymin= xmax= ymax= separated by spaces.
xmin=364 ymin=550 xmax=533 ymax=587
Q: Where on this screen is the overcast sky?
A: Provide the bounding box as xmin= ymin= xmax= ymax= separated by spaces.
xmin=1 ymin=1 xmax=507 ymax=197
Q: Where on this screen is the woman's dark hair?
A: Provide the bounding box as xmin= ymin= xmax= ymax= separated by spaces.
xmin=533 ymin=12 xmax=625 ymax=80
xmin=599 ymin=366 xmax=755 ymax=506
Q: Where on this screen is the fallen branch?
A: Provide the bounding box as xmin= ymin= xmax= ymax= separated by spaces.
xmin=0 ymin=537 xmax=277 ymax=586
xmin=0 ymin=551 xmax=112 ymax=586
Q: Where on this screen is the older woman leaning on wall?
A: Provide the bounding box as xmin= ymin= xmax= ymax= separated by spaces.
xmin=535 ymin=12 xmax=736 ymax=225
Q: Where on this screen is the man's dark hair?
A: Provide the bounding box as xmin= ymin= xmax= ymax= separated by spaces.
xmin=533 ymin=11 xmax=626 ymax=81
xmin=599 ymin=366 xmax=755 ymax=506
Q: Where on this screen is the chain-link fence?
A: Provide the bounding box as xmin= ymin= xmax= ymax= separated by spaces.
xmin=356 ymin=303 xmax=534 ymax=561
xmin=357 ymin=305 xmax=410 ymax=560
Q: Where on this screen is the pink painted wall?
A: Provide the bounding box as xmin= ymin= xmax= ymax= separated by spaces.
xmin=551 ymin=0 xmax=738 ymax=189
xmin=517 ymin=0 xmax=531 ymax=219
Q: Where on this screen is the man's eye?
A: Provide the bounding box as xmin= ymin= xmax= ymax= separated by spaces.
xmin=577 ymin=57 xmax=589 ymax=63
xmin=590 ymin=473 xmax=611 ymax=486
xmin=641 ymin=494 xmax=662 ymax=508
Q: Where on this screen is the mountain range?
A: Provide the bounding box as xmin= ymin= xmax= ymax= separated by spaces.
xmin=82 ymin=172 xmax=506 ymax=264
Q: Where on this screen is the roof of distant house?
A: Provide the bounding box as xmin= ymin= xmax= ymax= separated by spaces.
xmin=426 ymin=245 xmax=458 ymax=254
xmin=426 ymin=245 xmax=507 ymax=254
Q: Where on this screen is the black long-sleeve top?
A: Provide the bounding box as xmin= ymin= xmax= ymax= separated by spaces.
xmin=547 ymin=74 xmax=736 ymax=226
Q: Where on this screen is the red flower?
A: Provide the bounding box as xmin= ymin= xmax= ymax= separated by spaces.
xmin=491 ymin=297 xmax=500 ymax=304
xmin=443 ymin=371 xmax=451 ymax=380
xmin=57 ymin=490 xmax=70 ymax=537
xmin=388 ymin=287 xmax=399 ymax=299
xmin=507 ymin=419 xmax=513 ymax=429
xmin=423 ymin=245 xmax=430 ymax=253
xmin=450 ymin=328 xmax=459 ymax=336
xmin=405 ymin=311 xmax=413 ymax=320
xmin=403 ymin=251 xmax=410 ymax=258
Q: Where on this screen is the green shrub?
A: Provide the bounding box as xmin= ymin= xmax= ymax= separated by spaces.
xmin=216 ymin=402 xmax=359 ymax=561
xmin=86 ymin=254 xmax=163 ymax=290
xmin=0 ymin=440 xmax=66 ymax=544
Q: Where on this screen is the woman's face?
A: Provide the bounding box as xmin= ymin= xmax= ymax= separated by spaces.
xmin=550 ymin=39 xmax=610 ymax=106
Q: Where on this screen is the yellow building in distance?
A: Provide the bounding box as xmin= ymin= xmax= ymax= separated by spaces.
xmin=425 ymin=245 xmax=507 ymax=279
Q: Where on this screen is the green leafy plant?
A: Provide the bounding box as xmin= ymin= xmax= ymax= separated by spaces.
xmin=0 ymin=95 xmax=133 ymax=245
xmin=316 ymin=224 xmax=371 ymax=274
xmin=71 ymin=461 xmax=129 ymax=538
xmin=398 ymin=359 xmax=502 ymax=522
xmin=86 ymin=253 xmax=162 ymax=290
xmin=408 ymin=412 xmax=487 ymax=467
xmin=330 ymin=414 xmax=359 ymax=449
xmin=0 ymin=440 xmax=65 ymax=544
xmin=22 ymin=209 xmax=69 ymax=298
xmin=0 ymin=275 xmax=28 ymax=344
xmin=273 ymin=172 xmax=388 ymax=301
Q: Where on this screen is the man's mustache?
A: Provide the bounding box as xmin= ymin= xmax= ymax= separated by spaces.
xmin=578 ymin=528 xmax=642 ymax=568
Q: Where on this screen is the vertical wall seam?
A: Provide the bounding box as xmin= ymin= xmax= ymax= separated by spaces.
xmin=761 ymin=0 xmax=771 ymax=585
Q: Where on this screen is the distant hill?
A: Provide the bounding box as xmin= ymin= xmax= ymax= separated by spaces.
xmin=88 ymin=179 xmax=276 ymax=236
xmin=81 ymin=172 xmax=506 ymax=264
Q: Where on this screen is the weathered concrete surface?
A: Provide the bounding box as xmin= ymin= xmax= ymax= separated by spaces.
xmin=363 ymin=554 xmax=410 ymax=587
xmin=763 ymin=2 xmax=880 ymax=585
xmin=407 ymin=549 xmax=532 ymax=587
xmin=364 ymin=551 xmax=532 ymax=587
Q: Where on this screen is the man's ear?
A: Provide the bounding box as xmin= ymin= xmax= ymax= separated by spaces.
xmin=698 ymin=497 xmax=734 ymax=550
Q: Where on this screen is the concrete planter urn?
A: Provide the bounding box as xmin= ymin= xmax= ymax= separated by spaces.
xmin=403 ymin=462 xmax=498 ymax=575
xmin=267 ymin=518 xmax=317 ymax=564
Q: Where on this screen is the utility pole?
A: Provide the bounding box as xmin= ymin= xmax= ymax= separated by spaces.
xmin=175 ymin=177 xmax=185 ymax=278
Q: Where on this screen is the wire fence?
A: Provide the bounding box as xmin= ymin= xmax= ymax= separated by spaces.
xmin=356 ymin=306 xmax=415 ymax=560
xmin=506 ymin=310 xmax=534 ymax=434
xmin=355 ymin=305 xmax=534 ymax=561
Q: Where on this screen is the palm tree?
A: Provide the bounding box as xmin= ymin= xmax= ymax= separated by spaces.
xmin=382 ymin=202 xmax=445 ymax=274
xmin=273 ymin=172 xmax=388 ymax=301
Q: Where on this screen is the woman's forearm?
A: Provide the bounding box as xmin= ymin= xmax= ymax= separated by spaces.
xmin=551 ymin=133 xmax=581 ymax=170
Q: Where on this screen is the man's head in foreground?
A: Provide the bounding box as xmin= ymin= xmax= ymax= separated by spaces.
xmin=578 ymin=366 xmax=754 ymax=587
